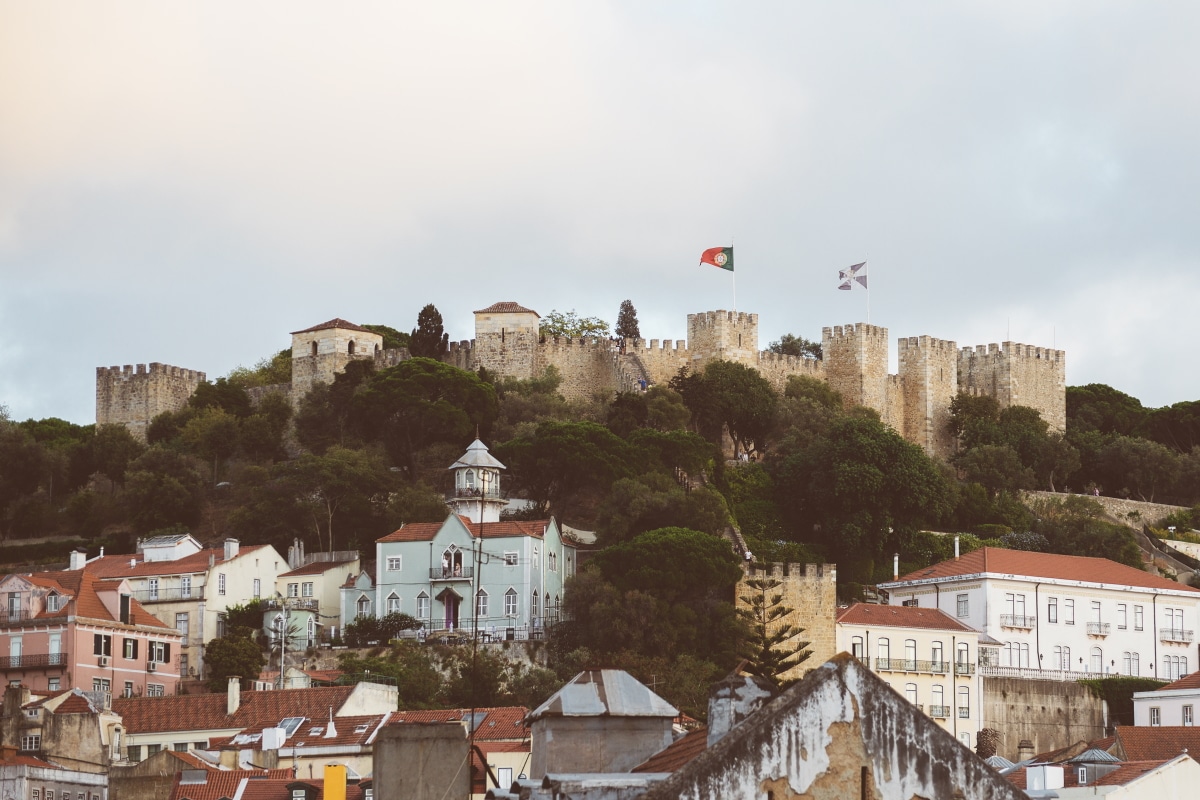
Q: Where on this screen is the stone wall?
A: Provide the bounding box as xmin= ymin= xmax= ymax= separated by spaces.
xmin=737 ymin=562 xmax=837 ymax=683
xmin=899 ymin=336 xmax=959 ymax=457
xmin=95 ymin=363 xmax=205 ymax=440
xmin=1024 ymin=491 xmax=1188 ymax=527
xmin=536 ymin=338 xmax=621 ymax=399
xmin=822 ymin=323 xmax=890 ymax=417
xmin=959 ymin=342 xmax=1066 ymax=432
xmin=982 ymin=676 xmax=1107 ymax=761
xmin=289 ymin=326 xmax=382 ymax=404
xmin=755 ymin=350 xmax=824 ymax=393
xmin=687 ymin=311 xmax=760 ymax=371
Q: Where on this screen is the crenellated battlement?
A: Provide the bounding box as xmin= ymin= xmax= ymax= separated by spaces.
xmin=96 ymin=363 xmax=207 ymax=382
xmin=737 ymin=561 xmax=837 ymax=681
xmin=688 ymin=310 xmax=758 ymax=331
xmin=95 ymin=361 xmax=206 ymax=440
xmin=960 ymin=342 xmax=1066 ymax=363
xmin=822 ymin=322 xmax=889 ymax=342
xmin=898 ymin=335 xmax=957 ymax=354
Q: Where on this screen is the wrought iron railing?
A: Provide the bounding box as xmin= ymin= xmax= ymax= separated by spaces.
xmin=1087 ymin=622 xmax=1111 ymax=636
xmin=0 ymin=609 xmax=33 ymax=623
xmin=0 ymin=653 xmax=68 ymax=670
xmin=954 ymin=662 xmax=975 ymax=675
xmin=873 ymin=659 xmax=950 ymax=674
xmin=429 ymin=567 xmax=474 ymax=581
xmin=1000 ymin=614 xmax=1036 ymax=629
xmin=263 ymin=598 xmax=319 ymax=612
xmin=1160 ymin=628 xmax=1194 ymax=643
xmin=928 ymin=705 xmax=950 ymax=718
xmin=958 ymin=707 xmax=970 ymax=719
xmin=450 ymin=487 xmax=506 ymax=500
xmin=130 ymin=587 xmax=203 ymax=603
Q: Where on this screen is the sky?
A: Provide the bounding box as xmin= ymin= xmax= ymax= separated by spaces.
xmin=2 ymin=2 xmax=1199 ymax=426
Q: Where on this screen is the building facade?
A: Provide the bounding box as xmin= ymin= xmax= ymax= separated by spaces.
xmin=1133 ymin=671 xmax=1200 ymax=727
xmin=879 ymin=547 xmax=1200 ymax=682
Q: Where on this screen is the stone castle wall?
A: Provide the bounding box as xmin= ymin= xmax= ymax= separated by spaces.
xmin=899 ymin=336 xmax=960 ymax=457
xmin=737 ymin=562 xmax=837 ymax=682
xmin=959 ymin=343 xmax=1067 ymax=431
xmin=822 ymin=323 xmax=890 ymax=417
xmin=95 ymin=363 xmax=206 ymax=441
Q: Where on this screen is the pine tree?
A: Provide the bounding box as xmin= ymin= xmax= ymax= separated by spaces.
xmin=409 ymin=303 xmax=449 ymax=359
xmin=738 ymin=576 xmax=811 ymax=685
xmin=615 ymin=299 xmax=641 ymax=340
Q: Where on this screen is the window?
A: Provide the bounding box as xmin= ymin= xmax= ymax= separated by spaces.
xmin=387 ymin=593 xmax=400 ymax=614
xmin=905 ymin=683 xmax=918 ymax=705
xmin=46 ymin=593 xmax=60 ymax=612
xmin=958 ymin=686 xmax=970 ymax=718
xmin=173 ymin=742 xmax=189 ymax=752
xmin=216 ymin=613 xmax=228 ymax=638
xmin=1117 ymin=604 xmax=1127 ymax=630
xmin=149 ymin=641 xmax=170 ymax=664
xmin=1047 ymin=597 xmax=1058 ymax=623
xmin=851 ymin=636 xmax=864 ymax=659
xmin=92 ymin=678 xmax=110 ymax=693
xmin=302 ymin=582 xmax=313 ymax=598
xmin=288 ymin=583 xmax=299 ymax=598
xmin=181 ymin=653 xmax=188 ymax=677
xmin=1185 ymin=705 xmax=1195 ymax=727
xmin=548 ymin=551 xmax=557 ymax=572
xmin=1129 ymin=651 xmax=1139 ymax=676
xmin=1078 ymin=767 xmax=1087 ymax=784
xmin=1134 ymin=605 xmax=1144 ymax=631
xmin=94 ymin=634 xmax=112 ymax=656
xmin=147 ymin=684 xmax=164 ymax=697
xmin=1090 ymin=601 xmax=1102 ymax=623
xmin=877 ymin=638 xmax=891 ymax=663
xmin=20 ymin=734 xmax=40 ymax=751
xmin=253 ymin=578 xmax=261 ymax=598
xmin=904 ymin=639 xmax=917 ymax=670
xmin=931 ymin=641 xmax=944 ymax=667
xmin=504 ymin=552 xmax=518 ymax=566
xmin=1151 ymin=707 xmax=1162 ymax=726
xmin=181 ymin=575 xmax=192 ymax=598
xmin=956 ymin=594 xmax=969 ymax=618
xmin=123 ymin=638 xmax=138 ymax=660
xmin=497 ymin=766 xmax=513 ymax=788
xmin=48 ymin=678 xmax=59 ymax=691
xmin=148 ymin=577 xmax=159 ymax=601
xmin=1090 ymin=647 xmax=1103 ymax=673
xmin=476 ymin=590 xmax=489 ymax=618
xmin=218 ymin=573 xmax=226 ymax=595
xmin=356 ymin=596 xmax=370 ymax=617
xmin=147 ymin=744 xmax=161 ymax=756
xmin=957 ymin=642 xmax=970 ymax=667
xmin=932 ymin=684 xmax=944 ymax=712
xmin=902 ymin=598 xmax=919 ymax=607
xmin=127 ymin=745 xmax=142 ymax=762
xmin=123 ymin=681 xmax=134 ymax=698
xmin=504 ymin=589 xmax=518 ymax=617
xmin=417 ymin=592 xmax=430 ymax=619
xmin=387 ymin=556 xmax=402 ymax=571
xmin=1064 ymin=599 xmax=1075 ymax=625
xmin=176 ymin=612 xmax=189 ymax=638
xmin=32 ymin=790 xmax=39 ymax=800
xmin=531 ymin=590 xmax=539 ymax=619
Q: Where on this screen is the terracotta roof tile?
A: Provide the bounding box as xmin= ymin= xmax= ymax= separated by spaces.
xmin=29 ymin=570 xmax=169 ymax=628
xmin=886 ymin=547 xmax=1200 ymax=594
xmin=1006 ymin=759 xmax=1173 ymax=790
xmin=114 ymin=685 xmax=358 ymax=735
xmin=169 ymin=769 xmax=295 ymax=800
xmin=1115 ymin=726 xmax=1200 ymax=762
xmin=53 ymin=692 xmax=98 ymax=714
xmin=279 ymin=560 xmax=354 ymax=578
xmin=80 ymin=545 xmax=270 ymax=580
xmin=1158 ymin=671 xmax=1200 ymax=691
xmin=633 ymin=728 xmax=708 ymax=773
xmin=290 ymin=318 xmax=372 ymax=335
xmin=836 ymin=603 xmax=976 ymax=632
xmin=377 ymin=517 xmax=551 ymax=544
xmin=474 ymin=302 xmax=539 ymax=316
xmin=210 ymin=713 xmax=387 ymax=750
xmin=382 ymin=707 xmax=528 ymax=741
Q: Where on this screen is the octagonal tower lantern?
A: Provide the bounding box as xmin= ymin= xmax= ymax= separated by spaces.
xmin=447 ymin=439 xmax=507 ymax=524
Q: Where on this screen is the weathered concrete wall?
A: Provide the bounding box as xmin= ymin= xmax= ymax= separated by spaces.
xmin=374 ymin=723 xmax=469 ymax=800
xmin=737 ymin=563 xmax=837 ymax=683
xmin=96 ymin=363 xmax=205 ymax=440
xmin=982 ymin=676 xmax=1107 ymax=761
xmin=531 ymin=716 xmax=675 ymax=779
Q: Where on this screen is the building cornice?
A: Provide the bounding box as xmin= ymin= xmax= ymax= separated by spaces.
xmin=879 ymin=572 xmax=1200 ymax=599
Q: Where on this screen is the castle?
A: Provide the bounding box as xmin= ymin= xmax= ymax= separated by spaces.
xmin=96 ymin=301 xmax=1065 ymax=459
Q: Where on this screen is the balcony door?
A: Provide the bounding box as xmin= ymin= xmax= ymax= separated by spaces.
xmin=9 ymin=637 xmax=20 ymax=668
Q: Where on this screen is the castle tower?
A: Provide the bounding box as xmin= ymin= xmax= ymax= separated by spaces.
xmin=821 ymin=323 xmax=890 ymax=416
xmin=95 ymin=363 xmax=206 ymax=441
xmin=737 ymin=562 xmax=837 ymax=683
xmin=289 ymin=318 xmax=383 ymax=404
xmin=958 ymin=342 xmax=1067 ymax=431
xmin=687 ymin=310 xmax=759 ymax=371
xmin=472 ymin=302 xmax=541 ymax=381
xmin=447 ymin=439 xmax=507 ymax=524
xmin=898 ymin=336 xmax=959 ymax=458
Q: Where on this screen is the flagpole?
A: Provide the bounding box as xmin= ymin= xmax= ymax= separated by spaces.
xmin=731 ymin=236 xmax=736 ymax=313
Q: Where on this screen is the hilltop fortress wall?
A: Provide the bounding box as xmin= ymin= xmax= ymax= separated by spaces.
xmin=96 ymin=302 xmax=1065 ymax=459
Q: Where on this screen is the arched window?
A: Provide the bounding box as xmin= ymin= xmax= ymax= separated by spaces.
xmin=374 ymin=343 xmax=380 ymax=354
xmin=531 ymin=590 xmax=540 ymax=620
xmin=504 ymin=588 xmax=518 ymax=617
xmin=932 ymin=685 xmax=945 ymax=715
xmin=348 ymin=340 xmax=356 ymax=355
xmin=957 ymin=642 xmax=970 ymax=666
xmin=1090 ymin=647 xmax=1103 ymax=674
xmin=1061 ymin=646 xmax=1071 ymax=670
xmin=877 ymin=638 xmax=890 ymax=666
xmin=306 ymin=617 xmax=316 ymax=647
xmin=387 ymin=593 xmax=400 ymax=614
xmin=441 ymin=546 xmax=464 ymax=578
xmin=958 ymin=686 xmax=970 ymax=717
xmin=905 ymin=683 xmax=918 ymax=705
xmin=931 ymin=641 xmax=944 ymax=669
xmin=416 ymin=592 xmax=429 ymax=619
xmin=850 ymin=636 xmax=864 ymax=660
xmin=904 ymin=639 xmax=917 ymax=670
xmin=311 ymin=341 xmax=318 ymax=356
xmin=356 ymin=595 xmax=370 ymax=617
xmin=476 ymin=589 xmax=489 ymax=619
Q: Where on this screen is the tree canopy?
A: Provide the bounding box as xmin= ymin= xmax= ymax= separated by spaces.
xmin=409 ymin=304 xmax=449 ymax=359
xmin=615 ymin=300 xmax=641 ymax=340
xmin=539 ymin=309 xmax=610 ymax=339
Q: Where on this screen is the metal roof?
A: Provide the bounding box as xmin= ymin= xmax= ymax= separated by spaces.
xmin=1069 ymin=748 xmax=1121 ymax=764
xmin=448 ymin=439 xmax=507 ymax=471
xmin=526 ymin=670 xmax=678 ymax=722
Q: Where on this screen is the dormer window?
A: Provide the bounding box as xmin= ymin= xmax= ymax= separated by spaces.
xmin=45 ymin=593 xmax=61 ymax=613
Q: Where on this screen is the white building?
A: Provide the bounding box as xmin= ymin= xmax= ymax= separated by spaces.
xmin=878 ymin=547 xmax=1200 ymax=681
xmin=836 ymin=603 xmax=984 ymax=749
xmin=1133 ymin=671 xmax=1200 ymax=727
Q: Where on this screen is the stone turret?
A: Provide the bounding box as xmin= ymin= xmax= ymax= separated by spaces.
xmin=289 ymin=318 xmax=383 ymax=404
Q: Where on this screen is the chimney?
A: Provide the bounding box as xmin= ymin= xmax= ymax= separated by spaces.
xmin=324 ymin=707 xmax=338 ymax=739
xmin=129 ymin=558 xmax=136 ymax=569
xmin=1018 ymin=739 xmax=1035 ymax=761
xmin=893 ymin=553 xmax=899 ymax=581
xmin=323 ymin=763 xmax=348 ymax=800
xmin=955 ymin=535 xmax=960 ymax=560
xmin=227 ymin=677 xmax=241 ymax=715
xmin=209 ymin=553 xmax=215 ymax=568
xmin=70 ymin=550 xmax=86 ymax=570
xmin=224 ymin=539 xmax=239 ymax=561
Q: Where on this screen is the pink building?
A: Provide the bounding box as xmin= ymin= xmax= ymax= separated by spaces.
xmin=0 ymin=569 xmax=183 ymax=700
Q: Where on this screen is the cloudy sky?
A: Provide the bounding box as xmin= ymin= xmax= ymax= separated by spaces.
xmin=2 ymin=2 xmax=1198 ymax=425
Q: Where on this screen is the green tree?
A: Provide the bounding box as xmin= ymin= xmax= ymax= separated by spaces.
xmin=767 ymin=334 xmax=822 ymax=360
xmin=1100 ymin=436 xmax=1179 ymax=502
xmin=784 ymin=375 xmax=842 ymax=410
xmin=239 ymin=392 xmax=293 ymax=463
xmin=0 ymin=422 xmax=45 ymax=540
xmin=738 ymin=576 xmax=811 ymax=685
xmin=955 ymin=444 xmax=1035 ymax=496
xmin=179 ymin=407 xmax=241 ymax=484
xmin=442 ymin=648 xmax=510 ymax=708
xmin=361 ymin=323 xmax=410 ymax=351
xmin=91 ymin=424 xmax=146 ymax=489
xmin=948 ymin=393 xmax=1002 ymax=451
xmin=189 ymin=377 xmax=253 ymax=418
xmin=643 ymin=386 xmax=690 ymax=432
xmin=409 ymin=304 xmax=449 ymax=359
xmin=539 ymin=309 xmax=610 ymax=339
xmin=615 ymin=300 xmax=641 ymax=340
xmin=596 ymin=474 xmax=730 ymax=545
xmin=277 ymin=447 xmax=392 ymax=553
xmin=122 ymin=448 xmax=206 ymax=534
xmin=672 ymin=361 xmax=778 ymax=458
xmin=1067 ymin=384 xmax=1147 ymax=436
xmin=223 ymin=599 xmax=267 ymax=636
xmin=337 ymin=643 xmax=442 ymax=709
xmin=1139 ymin=400 xmax=1200 ymax=453
xmin=205 ymin=634 xmax=265 ymax=692
xmin=226 ymin=349 xmax=293 ymax=389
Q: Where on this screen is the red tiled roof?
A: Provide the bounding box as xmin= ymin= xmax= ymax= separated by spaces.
xmin=888 ymin=547 xmax=1200 ymax=593
xmin=210 ymin=713 xmax=387 ymax=750
xmin=633 ymin=728 xmax=709 ymax=773
xmin=836 ymin=603 xmax=976 ymax=632
xmin=290 ymin=318 xmax=372 ymax=335
xmin=383 ymin=707 xmax=528 ymax=741
xmin=377 ymin=516 xmax=550 ymax=543
xmin=169 ymin=769 xmax=296 ymax=800
xmin=305 ymin=669 xmax=345 ymax=685
xmin=165 ymin=750 xmax=219 ymax=770
xmin=29 ymin=570 xmax=169 ymax=628
xmin=474 ymin=302 xmax=539 ymax=316
xmin=80 ymin=545 xmax=270 ymax=580
xmin=279 ymin=560 xmax=354 ymax=578
xmin=1158 ymin=671 xmax=1200 ymax=691
xmin=1006 ymin=759 xmax=1174 ymax=790
xmin=0 ymin=754 xmax=58 ymax=769
xmin=54 ymin=692 xmax=98 ymax=714
xmin=114 ymin=685 xmax=358 ymax=735
xmin=1115 ymin=726 xmax=1200 ymax=762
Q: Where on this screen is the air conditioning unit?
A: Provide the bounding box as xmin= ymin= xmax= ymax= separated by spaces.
xmin=98 ymin=656 xmax=109 ymax=668
xmin=147 ymin=661 xmax=157 ymax=673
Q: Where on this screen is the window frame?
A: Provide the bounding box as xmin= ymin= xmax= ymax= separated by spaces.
xmin=956 ymin=594 xmax=969 ymax=618
xmin=387 ymin=556 xmax=402 ymax=571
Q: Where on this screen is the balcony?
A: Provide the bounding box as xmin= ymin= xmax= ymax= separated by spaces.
xmin=450 ymin=487 xmax=505 ymax=501
xmin=1086 ymin=622 xmax=1111 ymax=637
xmin=928 ymin=705 xmax=950 ymax=719
xmin=429 ymin=566 xmax=474 ymax=582
xmin=954 ymin=662 xmax=975 ymax=675
xmin=1160 ymin=628 xmax=1195 ymax=643
xmin=1000 ymin=614 xmax=1036 ymax=630
xmin=263 ymin=598 xmax=319 ymax=613
xmin=958 ymin=708 xmax=970 ymax=719
xmin=0 ymin=653 xmax=68 ymax=670
xmin=980 ymin=665 xmax=1107 ymax=681
xmin=873 ymin=658 xmax=950 ymax=674
xmin=130 ymin=587 xmax=202 ymax=604
xmin=0 ymin=609 xmax=33 ymax=624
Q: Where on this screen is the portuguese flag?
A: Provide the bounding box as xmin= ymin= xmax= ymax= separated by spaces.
xmin=700 ymin=246 xmax=734 ymax=271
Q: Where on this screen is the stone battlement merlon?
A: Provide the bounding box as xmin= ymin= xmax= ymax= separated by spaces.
xmin=822 ymin=323 xmax=889 ymax=341
xmin=687 ymin=310 xmax=759 ymax=329
xmin=748 ymin=562 xmax=838 ymax=581
xmin=960 ymin=342 xmax=1065 ymax=363
xmin=96 ymin=363 xmax=207 ymax=382
xmin=626 ymin=338 xmax=689 ymax=353
xmin=898 ymin=336 xmax=958 ymax=353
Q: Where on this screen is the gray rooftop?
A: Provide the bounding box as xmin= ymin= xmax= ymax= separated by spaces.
xmin=448 ymin=439 xmax=507 ymax=471
xmin=526 ymin=670 xmax=678 ymax=722
xmin=1068 ymin=748 xmax=1121 ymax=764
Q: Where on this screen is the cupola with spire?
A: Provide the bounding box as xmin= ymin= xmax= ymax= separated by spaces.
xmin=447 ymin=439 xmax=506 ymax=523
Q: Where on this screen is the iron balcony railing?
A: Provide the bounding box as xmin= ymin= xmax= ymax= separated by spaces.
xmin=928 ymin=705 xmax=950 ymax=718
xmin=263 ymin=598 xmax=319 ymax=612
xmin=958 ymin=708 xmax=970 ymax=719
xmin=429 ymin=566 xmax=475 ymax=581
xmin=130 ymin=587 xmax=203 ymax=603
xmin=873 ymin=658 xmax=951 ymax=674
xmin=1087 ymin=622 xmax=1111 ymax=636
xmin=1000 ymin=614 xmax=1036 ymax=629
xmin=450 ymin=487 xmax=506 ymax=500
xmin=1160 ymin=628 xmax=1195 ymax=643
xmin=0 ymin=609 xmax=33 ymax=623
xmin=955 ymin=662 xmax=975 ymax=675
xmin=0 ymin=652 xmax=68 ymax=670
